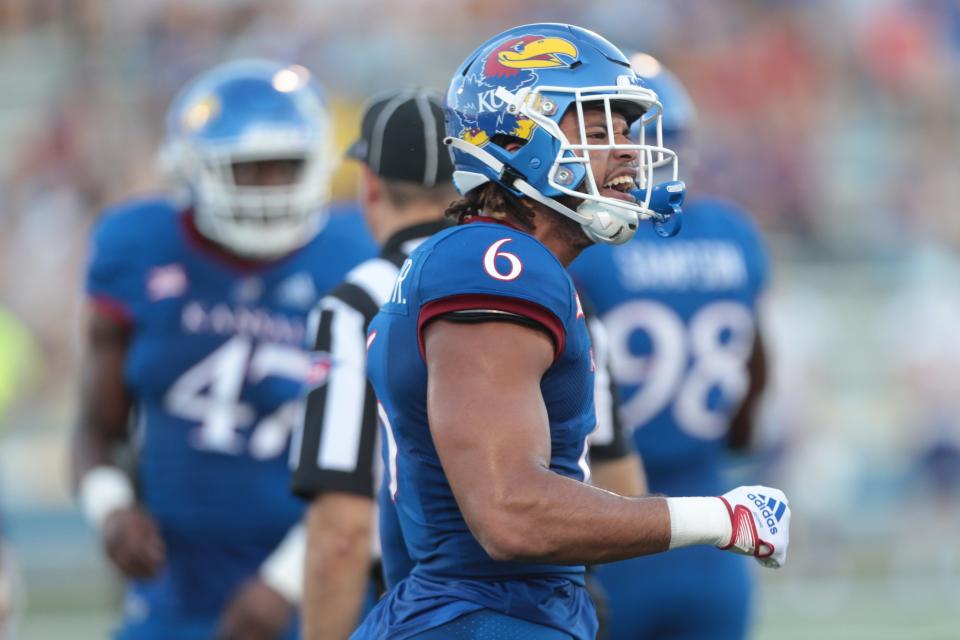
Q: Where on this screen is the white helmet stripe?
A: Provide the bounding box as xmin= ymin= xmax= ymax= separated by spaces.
xmin=413 ymin=89 xmax=439 ymax=187
xmin=368 ymin=89 xmax=414 ymax=176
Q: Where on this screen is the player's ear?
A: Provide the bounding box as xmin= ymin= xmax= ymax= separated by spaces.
xmin=358 ymin=164 xmax=384 ymax=208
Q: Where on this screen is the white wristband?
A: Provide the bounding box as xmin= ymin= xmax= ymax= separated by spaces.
xmin=259 ymin=523 xmax=306 ymax=605
xmin=78 ymin=466 xmax=135 ymax=531
xmin=665 ymin=497 xmax=732 ymax=549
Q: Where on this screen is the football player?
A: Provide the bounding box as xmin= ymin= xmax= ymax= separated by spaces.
xmin=70 ymin=59 xmax=375 ymax=640
xmin=569 ymin=55 xmax=771 ymax=639
xmin=352 ymin=24 xmax=791 ymax=640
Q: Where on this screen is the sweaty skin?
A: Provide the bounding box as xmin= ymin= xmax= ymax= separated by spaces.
xmin=728 ymin=329 xmax=768 ymax=451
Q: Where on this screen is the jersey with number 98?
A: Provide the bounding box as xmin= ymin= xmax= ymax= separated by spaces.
xmin=363 ymin=220 xmax=597 ymax=636
xmin=569 ymin=197 xmax=768 ymax=497
xmin=85 ymin=196 xmax=374 ymax=615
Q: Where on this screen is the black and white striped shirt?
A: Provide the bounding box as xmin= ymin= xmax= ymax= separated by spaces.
xmin=290 ymin=221 xmax=449 ymax=498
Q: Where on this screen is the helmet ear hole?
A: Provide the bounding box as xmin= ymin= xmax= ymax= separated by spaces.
xmin=490 ymin=134 xmax=528 ymax=154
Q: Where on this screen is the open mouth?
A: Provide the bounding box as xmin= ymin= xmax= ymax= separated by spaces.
xmin=601 ymin=175 xmax=637 ymax=202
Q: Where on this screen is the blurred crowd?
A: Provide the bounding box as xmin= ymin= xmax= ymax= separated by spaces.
xmin=1 ymin=0 xmax=960 ymax=632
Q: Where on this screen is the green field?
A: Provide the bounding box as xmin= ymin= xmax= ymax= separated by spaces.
xmin=16 ymin=571 xmax=960 ymax=639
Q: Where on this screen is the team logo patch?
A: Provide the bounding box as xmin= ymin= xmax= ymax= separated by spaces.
xmin=484 ymin=35 xmax=579 ymax=76
xmin=147 ymin=264 xmax=187 ymax=300
xmin=182 ymin=94 xmax=220 ymax=132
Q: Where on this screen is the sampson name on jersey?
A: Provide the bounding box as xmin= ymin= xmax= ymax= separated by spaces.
xmin=354 ymin=220 xmax=599 ymax=640
xmin=85 ymin=196 xmax=374 ymax=637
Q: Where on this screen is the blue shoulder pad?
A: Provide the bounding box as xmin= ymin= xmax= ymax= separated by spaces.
xmin=414 ymin=223 xmax=575 ymax=353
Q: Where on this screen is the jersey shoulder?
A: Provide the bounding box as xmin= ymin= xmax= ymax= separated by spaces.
xmin=414 ymin=222 xmax=575 ymax=323
xmin=299 ymin=201 xmax=377 ymax=264
xmin=91 ymin=194 xmax=183 ymax=258
xmin=86 ymin=195 xmax=185 ymax=309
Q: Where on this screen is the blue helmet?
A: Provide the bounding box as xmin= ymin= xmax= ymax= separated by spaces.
xmin=160 ymin=59 xmax=333 ymax=258
xmin=628 ymin=52 xmax=697 ymax=151
xmin=445 ymin=23 xmax=684 ymax=244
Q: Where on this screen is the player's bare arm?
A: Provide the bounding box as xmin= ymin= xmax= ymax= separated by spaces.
xmin=72 ymin=309 xmax=132 ymax=481
xmin=426 ymin=318 xmax=671 ymax=564
xmin=302 ymin=494 xmax=373 ymax=640
xmin=728 ymin=328 xmax=769 ymax=451
xmin=71 ymin=307 xmax=165 ymax=579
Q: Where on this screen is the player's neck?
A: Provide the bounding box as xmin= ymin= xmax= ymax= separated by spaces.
xmin=528 ymin=208 xmax=590 ymax=267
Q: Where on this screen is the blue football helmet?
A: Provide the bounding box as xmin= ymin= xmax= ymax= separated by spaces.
xmin=628 ymin=52 xmax=697 ymax=155
xmin=445 ymin=23 xmax=685 ymax=244
xmin=160 ymin=59 xmax=333 ymax=258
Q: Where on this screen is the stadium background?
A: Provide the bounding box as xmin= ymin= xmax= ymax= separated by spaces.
xmin=1 ymin=0 xmax=959 ymax=638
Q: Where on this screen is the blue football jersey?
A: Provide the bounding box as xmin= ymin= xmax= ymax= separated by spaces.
xmin=85 ymin=196 xmax=375 ymax=634
xmin=570 ymin=197 xmax=768 ymax=497
xmin=356 ymin=221 xmax=598 ymax=640
xmin=377 ymin=480 xmax=413 ymax=591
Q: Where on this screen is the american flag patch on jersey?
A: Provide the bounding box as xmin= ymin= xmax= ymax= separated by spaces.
xmin=147 ymin=264 xmax=187 ymax=300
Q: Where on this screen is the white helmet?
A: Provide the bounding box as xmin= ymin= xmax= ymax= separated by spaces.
xmin=160 ymin=59 xmax=333 ymax=258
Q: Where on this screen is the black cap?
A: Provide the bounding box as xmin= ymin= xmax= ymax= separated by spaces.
xmin=346 ymin=88 xmax=454 ymax=188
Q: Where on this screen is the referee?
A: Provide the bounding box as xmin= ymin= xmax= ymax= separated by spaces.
xmin=289 ymin=87 xmax=456 ymax=640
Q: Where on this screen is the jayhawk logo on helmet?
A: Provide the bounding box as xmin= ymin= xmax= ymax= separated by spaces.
xmin=456 ymin=34 xmax=579 ymax=147
xmin=181 ymin=94 xmax=221 ymax=133
xmin=482 ymin=35 xmax=579 ymax=79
